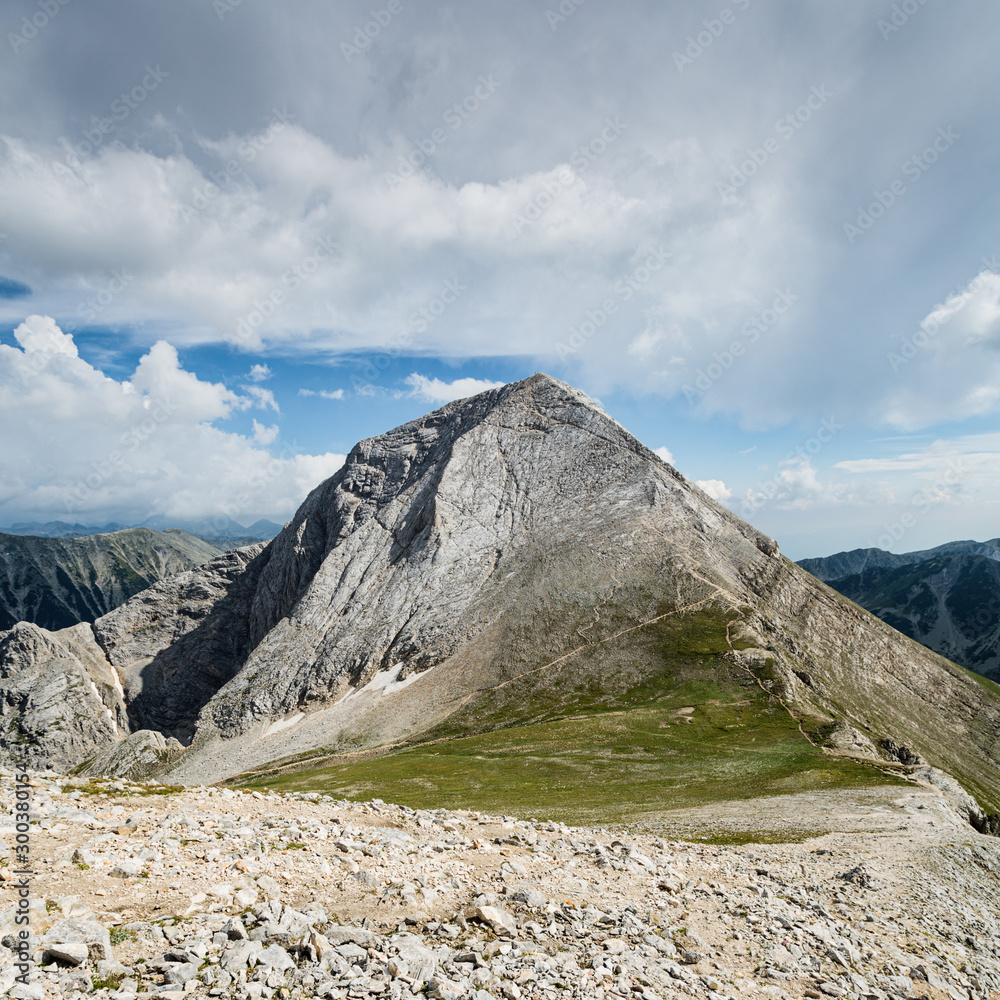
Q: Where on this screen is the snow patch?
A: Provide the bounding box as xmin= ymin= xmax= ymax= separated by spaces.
xmin=109 ymin=662 xmax=125 ymax=701
xmin=86 ymin=677 xmax=118 ymax=736
xmin=264 ymin=712 xmax=305 ymax=737
xmin=338 ymin=662 xmax=434 ymax=706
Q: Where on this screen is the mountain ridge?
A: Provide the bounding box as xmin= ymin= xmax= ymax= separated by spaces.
xmin=798 ymin=541 xmax=1000 ymax=683
xmin=799 ymin=538 xmax=1000 ymax=580
xmin=0 ymin=517 xmax=285 ymax=544
xmin=0 ymin=527 xmax=222 ymax=632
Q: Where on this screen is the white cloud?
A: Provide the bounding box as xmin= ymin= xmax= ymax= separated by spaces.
xmin=0 ymin=127 xmax=788 ymax=379
xmin=880 ymin=269 xmax=1000 ymax=429
xmin=252 ymin=420 xmax=279 ymax=445
xmin=13 ymin=314 xmax=77 ymax=357
xmin=627 ymin=327 xmax=667 ymax=359
xmin=740 ymin=457 xmax=854 ymax=514
xmin=126 ymin=341 xmax=243 ymax=423
xmin=298 ymin=388 xmax=345 ymax=400
xmin=835 ymin=431 xmax=1000 ymax=502
xmin=696 ymin=479 xmax=731 ymax=501
xmin=654 ymin=446 xmax=675 ymax=465
xmin=0 ymin=0 xmax=997 ymax=445
xmin=247 ymin=364 xmax=272 ymax=382
xmin=404 ymin=373 xmax=504 ymax=404
xmin=745 ymin=432 xmax=1000 ymax=555
xmin=0 ymin=316 xmax=344 ymax=524
xmin=242 ymin=385 xmax=279 ymax=412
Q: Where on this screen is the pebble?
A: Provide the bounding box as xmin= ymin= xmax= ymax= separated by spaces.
xmin=0 ymin=767 xmax=999 ymax=1000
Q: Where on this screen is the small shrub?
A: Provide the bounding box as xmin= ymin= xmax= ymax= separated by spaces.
xmin=91 ymin=973 xmax=124 ymax=991
xmin=109 ymin=927 xmax=136 ymax=946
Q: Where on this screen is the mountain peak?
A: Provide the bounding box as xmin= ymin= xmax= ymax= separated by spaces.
xmin=474 ymin=371 xmax=610 ymax=417
xmin=2 ymin=375 xmax=1000 ymax=835
xmin=350 ymin=372 xmax=639 ymax=481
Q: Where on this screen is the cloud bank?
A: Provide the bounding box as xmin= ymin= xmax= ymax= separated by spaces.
xmin=0 ymin=316 xmax=345 ymax=525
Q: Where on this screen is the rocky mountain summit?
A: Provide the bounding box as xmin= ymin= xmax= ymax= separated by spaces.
xmin=0 ymin=528 xmax=221 ymax=632
xmin=0 ymin=375 xmax=998 ymax=828
xmin=2 ymin=769 xmax=999 ymax=1000
xmin=798 ymin=542 xmax=1000 ymax=683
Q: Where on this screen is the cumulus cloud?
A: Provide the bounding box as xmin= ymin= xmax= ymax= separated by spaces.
xmin=298 ymin=388 xmax=345 ymax=400
xmin=252 ymin=420 xmax=280 ymax=445
xmin=247 ymin=364 xmax=272 ymax=382
xmin=0 ymin=123 xmax=790 ymax=384
xmin=242 ymin=385 xmax=279 ymax=412
xmin=696 ymin=479 xmax=732 ymax=501
xmin=0 ymin=316 xmax=344 ymax=524
xmin=654 ymin=446 xmax=675 ymax=465
xmin=739 ymin=457 xmax=853 ymax=516
xmin=404 ymin=373 xmax=504 ymax=403
xmin=14 ymin=313 xmax=77 ymax=357
xmin=0 ymin=0 xmax=995 ymax=443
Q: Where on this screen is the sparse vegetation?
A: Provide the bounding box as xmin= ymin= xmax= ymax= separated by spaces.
xmin=62 ymin=781 xmax=185 ymax=797
xmin=243 ymin=677 xmax=905 ymax=827
xmin=91 ymin=973 xmax=125 ymax=991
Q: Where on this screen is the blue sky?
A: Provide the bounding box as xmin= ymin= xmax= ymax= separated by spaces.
xmin=1 ymin=0 xmax=999 ymax=559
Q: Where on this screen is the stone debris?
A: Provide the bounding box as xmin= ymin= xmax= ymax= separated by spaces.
xmin=836 ymin=866 xmax=874 ymax=889
xmin=1 ymin=768 xmax=999 ymax=1000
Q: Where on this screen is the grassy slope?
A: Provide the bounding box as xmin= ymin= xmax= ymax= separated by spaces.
xmin=243 ymin=693 xmax=901 ymax=832
xmin=237 ymin=607 xmax=906 ymax=833
xmin=801 ymin=578 xmax=1000 ymax=816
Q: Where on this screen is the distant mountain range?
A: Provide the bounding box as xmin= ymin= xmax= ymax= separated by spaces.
xmin=798 ymin=538 xmax=1000 ymax=683
xmin=1 ymin=517 xmax=285 ymax=544
xmin=0 ymin=528 xmax=222 ymax=631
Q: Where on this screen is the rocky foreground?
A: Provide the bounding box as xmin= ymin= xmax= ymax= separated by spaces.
xmin=1 ymin=770 xmax=999 ymax=1000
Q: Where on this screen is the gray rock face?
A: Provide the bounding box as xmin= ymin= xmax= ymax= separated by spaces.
xmin=1 ymin=374 xmax=999 ymax=814
xmin=0 ymin=621 xmax=124 ymax=769
xmin=76 ymin=728 xmax=186 ymax=781
xmin=93 ymin=544 xmax=267 ymax=742
xmin=184 ymin=373 xmax=778 ymax=740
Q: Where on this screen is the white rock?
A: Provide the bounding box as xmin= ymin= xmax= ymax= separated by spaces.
xmin=472 ymin=905 xmax=517 ymax=937
xmin=42 ymin=941 xmax=89 ymax=965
